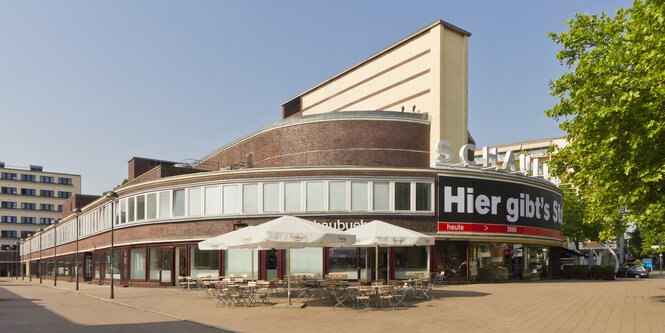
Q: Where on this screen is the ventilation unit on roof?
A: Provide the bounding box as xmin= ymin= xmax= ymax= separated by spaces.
xmin=0 ymin=162 xmax=4 ymax=168
xmin=30 ymin=165 xmax=43 ymax=171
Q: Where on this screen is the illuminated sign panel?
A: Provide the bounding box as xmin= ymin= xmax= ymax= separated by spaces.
xmin=438 ymin=175 xmax=563 ymax=240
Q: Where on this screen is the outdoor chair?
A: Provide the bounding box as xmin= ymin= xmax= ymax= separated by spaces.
xmin=392 ymin=285 xmax=408 ymax=310
xmin=377 ymin=285 xmax=395 ymax=310
xmin=177 ymin=276 xmax=188 ymax=291
xmin=433 ymin=271 xmax=447 ymax=286
xmin=327 ymin=285 xmax=348 ymax=310
xmin=216 ymin=287 xmax=232 ymax=307
xmin=352 ymin=286 xmax=371 ymax=309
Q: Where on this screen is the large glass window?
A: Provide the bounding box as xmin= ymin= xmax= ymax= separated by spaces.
xmin=306 ymin=181 xmax=324 ymax=211
xmin=136 ymin=195 xmax=145 ymax=220
xmin=415 ymin=183 xmax=432 ymax=211
xmin=288 ymin=247 xmax=323 ymax=279
xmin=223 ymin=185 xmax=238 ymax=214
xmin=146 ymin=193 xmax=157 ymax=219
xmin=328 ymin=247 xmax=358 ymax=279
xmin=394 ymin=246 xmax=428 ymax=279
xmin=436 ymin=242 xmax=468 ymax=278
xmin=328 ymin=181 xmax=346 ymax=211
xmin=204 ymin=186 xmax=221 ymax=215
xmin=284 ymin=182 xmax=301 ymax=212
xmin=394 ymin=182 xmax=411 ymax=211
xmin=351 ymin=182 xmax=368 ymax=211
xmin=149 ymin=248 xmax=160 ymax=280
xmin=188 ymin=188 xmax=201 ymax=216
xmin=373 ymin=182 xmax=390 ymax=211
xmin=159 ymin=191 xmax=171 ymax=219
xmin=243 ymin=184 xmax=259 ymax=213
xmin=173 ymin=189 xmax=185 ymax=217
xmin=190 ymin=247 xmax=219 ymax=278
xmin=224 ymin=249 xmax=258 ymax=279
xmin=130 ymin=248 xmax=146 ymax=280
xmin=127 ymin=197 xmax=135 ymax=222
xmin=263 ymin=183 xmax=280 ymax=213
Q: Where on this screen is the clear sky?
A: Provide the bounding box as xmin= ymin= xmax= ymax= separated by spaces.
xmin=0 ymin=0 xmax=631 ymax=195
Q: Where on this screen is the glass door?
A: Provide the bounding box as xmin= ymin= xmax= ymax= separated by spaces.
xmin=160 ymin=248 xmax=173 ymax=285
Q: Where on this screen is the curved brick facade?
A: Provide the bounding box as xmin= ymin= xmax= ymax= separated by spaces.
xmin=198 ymin=112 xmax=431 ymax=170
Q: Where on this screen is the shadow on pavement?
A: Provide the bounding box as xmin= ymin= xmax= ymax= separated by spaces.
xmin=0 ymin=280 xmax=228 ymax=333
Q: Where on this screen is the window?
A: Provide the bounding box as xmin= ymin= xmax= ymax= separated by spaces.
xmin=306 ymin=181 xmax=324 ymax=211
xmin=57 ymin=205 xmax=62 ymax=212
xmin=130 ymin=248 xmax=147 ymax=280
xmin=21 ymin=188 xmax=36 ymax=196
xmin=58 ymin=191 xmax=72 ymax=199
xmin=284 ymin=182 xmax=301 ymax=212
xmin=136 ymin=195 xmax=145 ymax=220
xmin=242 ymin=184 xmax=258 ymax=214
xmin=58 ymin=177 xmax=72 ymax=185
xmin=1 ymin=172 xmax=17 ymax=180
xmin=394 ymin=182 xmax=411 ymax=211
xmin=127 ymin=197 xmax=135 ymax=222
xmin=372 ymin=182 xmax=390 ymax=211
xmin=40 ymin=176 xmax=54 ymax=183
xmin=223 ymin=185 xmax=238 ymax=214
xmin=37 ymin=217 xmax=50 ymax=224
xmin=262 ymin=183 xmax=280 ymax=213
xmin=149 ymin=248 xmax=160 ymax=280
xmin=40 ymin=204 xmax=55 ymax=211
xmin=351 ymin=182 xmax=368 ymax=211
xmin=40 ymin=190 xmax=54 ymax=197
xmin=158 ymin=191 xmax=171 ymax=218
xmin=21 ymin=174 xmax=35 ymax=182
xmin=415 ymin=183 xmax=432 ymax=211
xmin=1 ymin=230 xmax=18 ymax=238
xmin=146 ymin=193 xmax=157 ymax=219
xmin=204 ymin=186 xmax=220 ymax=215
xmin=173 ymin=189 xmax=185 ymax=217
xmin=120 ymin=199 xmax=127 ymax=223
xmin=1 ymin=201 xmax=17 ymax=209
xmin=1 ymin=187 xmax=17 ymax=195
xmin=1 ymin=216 xmax=17 ymax=223
xmin=21 ymin=202 xmax=36 ymax=210
xmin=328 ymin=181 xmax=346 ymax=211
xmin=188 ymin=188 xmax=201 ymax=216
xmin=190 ymin=247 xmax=219 ymax=277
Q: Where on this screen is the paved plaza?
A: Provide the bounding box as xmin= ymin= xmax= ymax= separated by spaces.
xmin=1 ymin=274 xmax=664 ymax=333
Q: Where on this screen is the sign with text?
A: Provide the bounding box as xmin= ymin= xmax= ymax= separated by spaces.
xmin=438 ymin=175 xmax=563 ymax=240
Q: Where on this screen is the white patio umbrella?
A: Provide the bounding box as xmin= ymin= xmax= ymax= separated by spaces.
xmin=198 ymin=226 xmax=260 ymax=280
xmin=345 ymin=220 xmax=434 ymax=282
xmin=202 ymin=216 xmax=355 ymax=307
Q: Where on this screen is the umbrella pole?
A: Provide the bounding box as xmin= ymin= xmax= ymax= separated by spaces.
xmin=375 ymin=245 xmax=379 ymax=283
xmin=287 ymin=243 xmax=291 ymax=305
xmin=251 ymin=249 xmax=254 ymax=281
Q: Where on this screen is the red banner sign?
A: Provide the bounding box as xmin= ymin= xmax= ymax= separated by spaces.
xmin=438 ymin=222 xmax=562 ymax=240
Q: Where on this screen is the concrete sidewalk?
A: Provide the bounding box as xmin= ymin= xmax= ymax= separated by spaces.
xmin=2 ymin=274 xmax=664 ymax=333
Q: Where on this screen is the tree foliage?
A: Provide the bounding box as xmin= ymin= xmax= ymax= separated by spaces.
xmin=562 ymin=192 xmax=603 ymax=248
xmin=546 ymin=0 xmax=665 ymax=238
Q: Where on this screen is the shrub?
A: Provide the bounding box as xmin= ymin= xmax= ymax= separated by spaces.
xmin=589 ymin=265 xmax=615 ymax=273
xmin=563 ymin=265 xmax=588 ymax=273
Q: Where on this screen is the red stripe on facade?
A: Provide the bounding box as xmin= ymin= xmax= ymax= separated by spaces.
xmin=438 ymin=222 xmax=562 ymax=240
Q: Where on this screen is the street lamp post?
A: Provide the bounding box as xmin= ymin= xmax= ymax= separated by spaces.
xmin=53 ymin=218 xmax=59 ymax=287
xmin=105 ymin=191 xmax=118 ymax=299
xmin=73 ymin=208 xmax=82 ymax=290
xmin=38 ymin=228 xmax=43 ymax=284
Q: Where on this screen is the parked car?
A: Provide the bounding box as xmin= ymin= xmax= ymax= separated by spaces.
xmin=616 ymin=264 xmax=649 ymax=278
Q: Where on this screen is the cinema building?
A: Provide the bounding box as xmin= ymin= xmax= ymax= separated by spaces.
xmin=19 ymin=20 xmax=563 ymax=285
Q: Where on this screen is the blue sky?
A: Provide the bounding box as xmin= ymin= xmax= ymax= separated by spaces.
xmin=0 ymin=0 xmax=631 ymax=194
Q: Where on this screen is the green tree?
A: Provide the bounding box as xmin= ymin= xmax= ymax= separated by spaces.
xmin=562 ymin=191 xmax=603 ymax=250
xmin=628 ymin=227 xmax=643 ymax=258
xmin=546 ymin=0 xmax=665 ymax=238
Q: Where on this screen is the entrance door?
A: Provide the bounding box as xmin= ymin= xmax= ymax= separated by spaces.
xmin=263 ymin=249 xmax=278 ymax=281
xmin=160 ymin=248 xmax=173 ymax=286
xmin=121 ymin=250 xmax=130 ymax=286
xmin=378 ymin=247 xmax=388 ymax=282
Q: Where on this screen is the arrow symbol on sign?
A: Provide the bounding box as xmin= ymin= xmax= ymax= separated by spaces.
xmin=484 ymin=225 xmax=488 ymax=231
